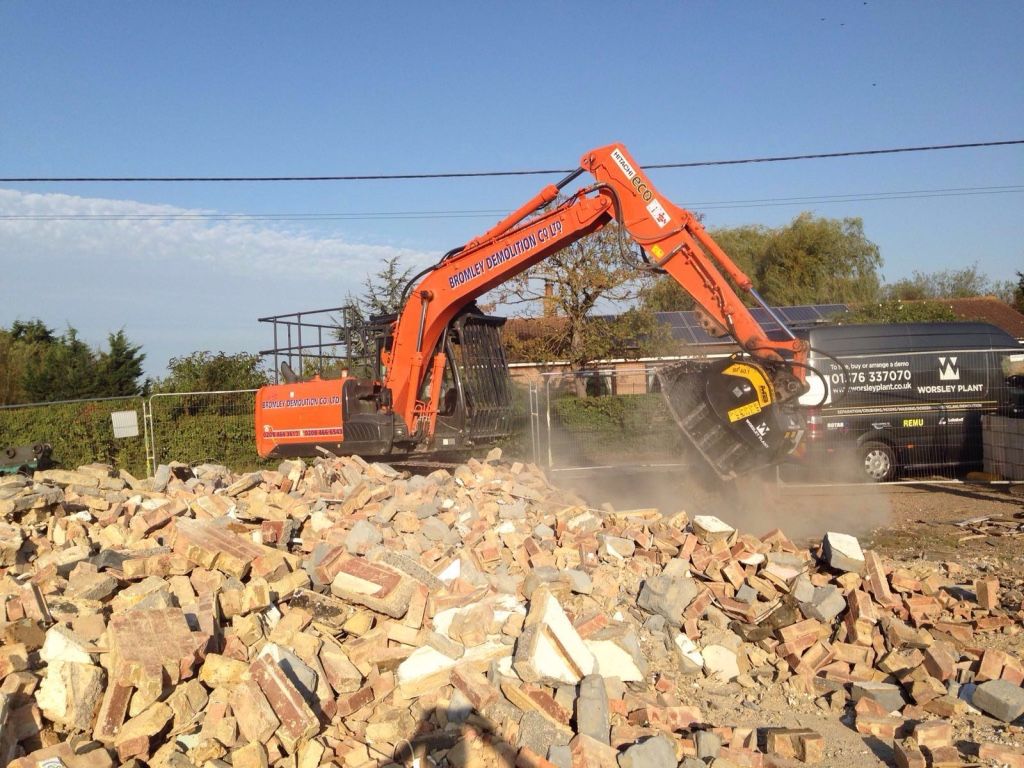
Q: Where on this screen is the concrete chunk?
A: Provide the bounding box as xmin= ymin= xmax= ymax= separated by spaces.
xmin=822 ymin=531 xmax=865 ymax=574
xmin=851 ymin=680 xmax=905 ymax=713
xmin=637 ymin=572 xmax=698 ymax=626
xmin=513 ymin=587 xmax=595 ymax=685
xmin=802 ymin=584 xmax=847 ymax=622
xmin=692 ymin=515 xmax=735 ymax=544
xmin=972 ymin=678 xmax=1024 ymax=722
xmin=618 ymin=733 xmax=677 ymax=768
xmin=35 ymin=661 xmax=106 ymax=730
xmin=575 ymin=674 xmax=610 ymax=744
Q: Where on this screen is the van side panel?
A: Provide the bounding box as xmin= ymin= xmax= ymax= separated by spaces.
xmin=796 ymin=323 xmax=1020 ymax=479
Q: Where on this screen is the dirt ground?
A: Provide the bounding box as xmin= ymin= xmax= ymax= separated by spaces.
xmin=556 ymin=469 xmax=1024 ymax=766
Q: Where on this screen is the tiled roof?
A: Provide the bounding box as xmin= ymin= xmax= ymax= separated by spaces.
xmin=937 ymin=296 xmax=1024 ymax=339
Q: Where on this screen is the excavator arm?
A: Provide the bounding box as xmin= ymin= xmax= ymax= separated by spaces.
xmin=256 ymin=143 xmax=809 ymax=477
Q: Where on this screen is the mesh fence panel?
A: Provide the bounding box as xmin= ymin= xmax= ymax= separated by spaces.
xmin=148 ymin=390 xmax=271 ymax=471
xmin=0 ymin=396 xmax=147 ymax=475
xmin=541 ymin=369 xmax=690 ymax=470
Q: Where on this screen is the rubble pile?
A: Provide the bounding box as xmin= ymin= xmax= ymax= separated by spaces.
xmin=0 ymin=452 xmax=1022 ymax=767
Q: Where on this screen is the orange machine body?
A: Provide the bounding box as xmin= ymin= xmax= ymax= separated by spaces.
xmin=254 ymin=376 xmax=349 ymax=459
xmin=255 ymin=142 xmax=808 ymax=464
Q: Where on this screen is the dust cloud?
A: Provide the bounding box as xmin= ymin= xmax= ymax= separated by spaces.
xmin=553 ymin=459 xmax=893 ymax=545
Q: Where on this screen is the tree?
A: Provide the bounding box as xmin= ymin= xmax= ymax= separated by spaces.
xmin=350 ymin=255 xmax=415 ymax=319
xmin=1014 ymin=271 xmax=1024 ymax=312
xmin=640 ymin=213 xmax=882 ymax=312
xmin=884 ymin=263 xmax=1006 ymax=301
xmin=0 ymin=321 xmax=147 ymax=404
xmin=154 ymin=351 xmax=269 ymax=393
xmin=494 ymin=219 xmax=665 ymax=394
xmin=96 ymin=331 xmax=146 ymax=396
xmin=20 ymin=326 xmax=100 ymax=402
xmin=9 ymin=319 xmax=56 ymax=345
xmin=0 ymin=331 xmax=26 ymax=404
xmin=838 ymin=299 xmax=958 ymax=324
xmin=332 ymin=256 xmax=416 ymax=378
xmin=757 ymin=213 xmax=881 ymax=305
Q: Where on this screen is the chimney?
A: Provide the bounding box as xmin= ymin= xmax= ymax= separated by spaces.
xmin=543 ymin=280 xmax=557 ymax=318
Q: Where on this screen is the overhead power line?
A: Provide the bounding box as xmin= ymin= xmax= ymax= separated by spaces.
xmin=1 ymin=140 xmax=1021 ymax=183
xmin=1 ymin=184 xmax=1020 ymax=222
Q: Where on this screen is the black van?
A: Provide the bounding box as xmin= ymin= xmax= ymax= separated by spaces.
xmin=791 ymin=322 xmax=1024 ymax=481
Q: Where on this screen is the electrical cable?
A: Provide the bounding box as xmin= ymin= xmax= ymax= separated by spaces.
xmin=2 ymin=140 xmax=1021 ymax=183
xmin=2 ymin=184 xmax=1018 ymax=223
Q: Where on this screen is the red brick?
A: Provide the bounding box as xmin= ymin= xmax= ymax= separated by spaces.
xmin=922 ymin=645 xmax=956 ymax=681
xmin=978 ymin=648 xmax=1009 ymax=681
xmin=864 ymin=551 xmax=897 ymax=607
xmin=628 ymin=704 xmax=702 ymax=732
xmin=979 ymin=742 xmax=1024 ymax=768
xmin=797 ymin=731 xmax=824 ymax=763
xmin=92 ymin=681 xmax=132 ymax=743
xmin=854 ymin=715 xmax=901 ymax=739
xmin=894 ymin=740 xmax=927 ymax=768
xmin=335 ymin=684 xmax=375 ymax=718
xmin=766 ymin=728 xmax=807 ymax=759
xmin=516 ymin=746 xmax=558 ymax=768
xmin=569 ymin=733 xmax=618 ymax=767
xmin=108 ymin=608 xmax=200 ymax=684
xmin=976 ymin=577 xmax=999 ymax=611
xmin=574 ymin=612 xmax=609 ymax=639
xmin=523 ymin=685 xmax=571 ymax=726
xmin=174 ymin=517 xmax=270 ymax=578
xmin=777 ymin=619 xmax=822 ymax=652
xmin=248 ymin=655 xmax=319 ymax=753
xmin=451 ymin=666 xmax=498 ymax=711
xmin=911 ymin=719 xmax=951 ymax=750
xmin=229 ymin=677 xmax=280 ymax=744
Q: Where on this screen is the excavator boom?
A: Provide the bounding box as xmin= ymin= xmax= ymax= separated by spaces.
xmin=255 ymin=143 xmax=809 ymax=478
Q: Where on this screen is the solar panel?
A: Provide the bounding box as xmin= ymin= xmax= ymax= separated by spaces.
xmin=653 ymin=304 xmax=849 ymax=346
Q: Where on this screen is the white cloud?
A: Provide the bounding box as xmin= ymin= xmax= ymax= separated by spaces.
xmin=0 ymin=189 xmax=437 ymax=377
xmin=0 ymin=188 xmax=434 ymax=279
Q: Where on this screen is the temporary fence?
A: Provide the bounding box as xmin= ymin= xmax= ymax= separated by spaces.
xmin=527 ymin=348 xmax=1024 ymax=485
xmin=0 ymin=395 xmax=149 ymax=477
xmin=145 ymin=390 xmax=265 ymax=472
xmin=4 ymin=343 xmax=1021 ymax=485
xmin=788 ymin=346 xmax=1024 ymax=484
xmin=0 ymin=390 xmax=267 ymax=477
xmin=529 ymin=367 xmax=692 ymax=473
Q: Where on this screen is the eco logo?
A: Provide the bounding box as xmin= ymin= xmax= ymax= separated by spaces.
xmin=938 ymin=356 xmax=960 ymax=381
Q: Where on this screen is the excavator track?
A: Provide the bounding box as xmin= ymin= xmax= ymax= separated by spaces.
xmin=657 ymin=359 xmax=802 ymax=480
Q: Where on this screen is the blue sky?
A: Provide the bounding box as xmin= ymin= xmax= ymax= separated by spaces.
xmin=1 ymin=1 xmax=1022 ymax=377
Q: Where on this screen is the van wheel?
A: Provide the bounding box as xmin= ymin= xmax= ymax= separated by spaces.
xmin=860 ymin=441 xmax=896 ymax=482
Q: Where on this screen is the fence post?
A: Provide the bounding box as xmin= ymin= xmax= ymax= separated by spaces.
xmin=544 ymin=375 xmax=553 ymax=470
xmin=527 ymin=382 xmax=539 ymax=466
xmin=143 ymin=398 xmax=155 ymax=477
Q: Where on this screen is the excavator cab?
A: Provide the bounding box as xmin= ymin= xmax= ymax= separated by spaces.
xmin=422 ymin=310 xmax=516 ymax=453
xmin=255 ymin=305 xmax=515 ymax=460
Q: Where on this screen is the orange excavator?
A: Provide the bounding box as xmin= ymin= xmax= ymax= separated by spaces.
xmin=255 ymin=143 xmax=810 ymax=478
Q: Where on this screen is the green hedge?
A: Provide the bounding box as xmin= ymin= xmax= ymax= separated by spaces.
xmin=0 ymin=393 xmax=274 ymax=477
xmin=550 ymin=393 xmax=688 ymax=464
xmin=149 ymin=392 xmax=273 ymax=472
xmin=0 ymin=398 xmax=149 ymax=476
